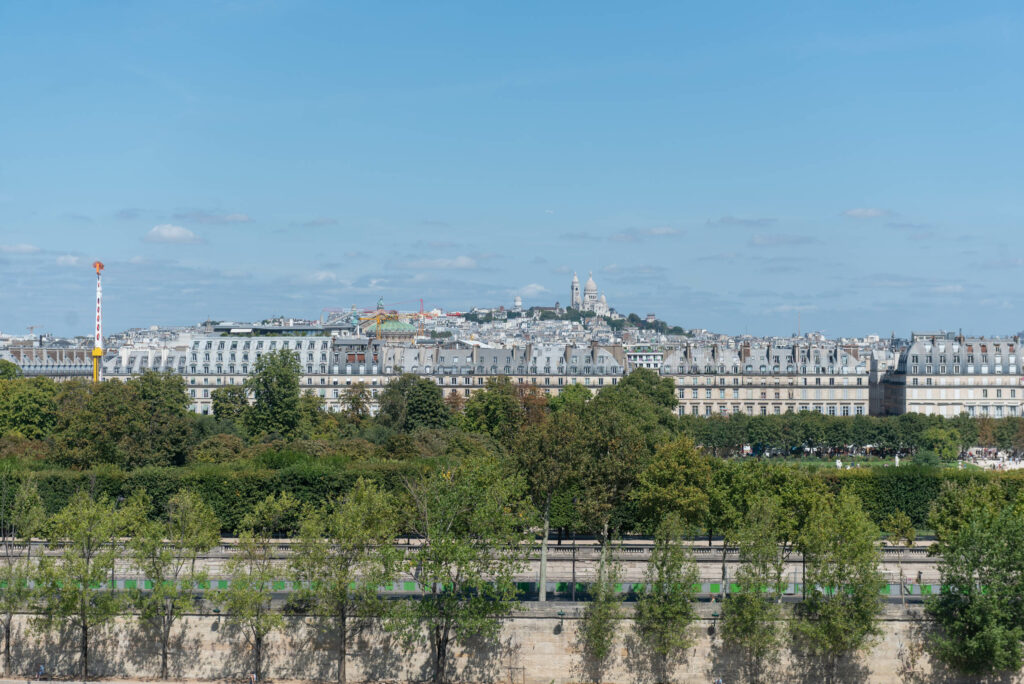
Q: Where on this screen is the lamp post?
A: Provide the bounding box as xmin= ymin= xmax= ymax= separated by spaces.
xmin=571 ymin=497 xmax=578 ymax=602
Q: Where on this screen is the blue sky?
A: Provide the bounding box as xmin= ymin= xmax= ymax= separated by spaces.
xmin=1 ymin=1 xmax=1022 ymax=338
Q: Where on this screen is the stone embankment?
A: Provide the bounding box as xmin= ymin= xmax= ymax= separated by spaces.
xmin=0 ymin=603 xmax=1007 ymax=683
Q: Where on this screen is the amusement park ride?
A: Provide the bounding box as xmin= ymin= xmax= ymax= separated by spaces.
xmin=322 ymin=298 xmax=464 ymax=339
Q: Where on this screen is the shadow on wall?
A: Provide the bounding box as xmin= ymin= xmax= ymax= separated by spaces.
xmin=785 ymin=646 xmax=871 ymax=684
xmin=355 ymin=624 xmax=408 ymax=683
xmin=570 ymin=621 xmax=618 ymax=684
xmin=121 ymin=617 xmax=207 ymax=680
xmin=622 ymin=623 xmax=697 ymax=684
xmin=459 ymin=625 xmax=522 ymax=683
xmin=12 ymin=621 xmax=79 ymax=678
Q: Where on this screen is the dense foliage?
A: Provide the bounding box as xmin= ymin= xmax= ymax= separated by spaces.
xmin=3 ymin=364 xmax=1024 ymax=675
xmin=0 ymin=367 xmax=1023 ymax=536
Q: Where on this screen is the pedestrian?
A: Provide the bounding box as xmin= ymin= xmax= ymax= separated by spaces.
xmin=37 ymin=663 xmax=45 ymax=680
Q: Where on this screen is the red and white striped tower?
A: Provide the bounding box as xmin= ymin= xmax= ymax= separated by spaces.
xmin=91 ymin=261 xmax=104 ymax=383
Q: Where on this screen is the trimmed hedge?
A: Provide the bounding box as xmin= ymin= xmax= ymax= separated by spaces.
xmin=11 ymin=460 xmax=421 ymax=535
xmin=7 ymin=460 xmax=1024 ymax=536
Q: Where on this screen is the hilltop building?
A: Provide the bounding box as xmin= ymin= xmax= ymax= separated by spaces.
xmin=570 ymin=272 xmax=611 ymax=316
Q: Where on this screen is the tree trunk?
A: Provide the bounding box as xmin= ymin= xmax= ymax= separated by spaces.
xmin=338 ymin=607 xmax=347 ymax=684
xmin=3 ymin=616 xmax=10 ymax=676
xmin=721 ymin=543 xmax=729 ymax=596
xmin=538 ymin=496 xmax=551 ymax=603
xmin=254 ymin=634 xmax=262 ymax=682
xmin=81 ymin=622 xmax=89 ymax=680
xmin=161 ymin=618 xmax=170 ymax=679
xmin=432 ymin=622 xmax=447 ymax=684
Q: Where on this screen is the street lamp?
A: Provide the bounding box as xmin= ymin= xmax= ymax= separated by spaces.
xmin=571 ymin=497 xmax=578 ymax=602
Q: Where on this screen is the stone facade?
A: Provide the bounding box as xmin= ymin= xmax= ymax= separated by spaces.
xmin=663 ymin=340 xmax=871 ymax=418
xmin=1 ymin=605 xmax=1003 ymax=683
xmin=882 ymin=331 xmax=1023 ymax=418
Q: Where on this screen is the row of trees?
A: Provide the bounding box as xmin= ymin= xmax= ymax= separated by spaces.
xmin=3 ymin=354 xmax=1024 ymax=471
xmin=6 ymin=447 xmax=1024 ymax=681
xmin=0 ymin=452 xmax=532 ymax=684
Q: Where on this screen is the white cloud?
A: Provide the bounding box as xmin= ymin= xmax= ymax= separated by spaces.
xmin=145 ymin=224 xmax=201 ymax=244
xmin=0 ymin=243 xmax=40 ymax=254
xmin=310 ymin=271 xmax=339 ymax=283
xmin=519 ymin=283 xmax=548 ymax=297
xmin=56 ymin=255 xmax=80 ymax=266
xmin=842 ymin=208 xmax=889 ymax=218
xmin=403 ymin=256 xmax=477 ymax=269
xmin=931 ymin=284 xmax=964 ymax=294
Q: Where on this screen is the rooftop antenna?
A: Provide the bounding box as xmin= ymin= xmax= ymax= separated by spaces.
xmin=91 ymin=261 xmax=104 ymax=383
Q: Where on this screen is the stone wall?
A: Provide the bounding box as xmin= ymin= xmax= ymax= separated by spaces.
xmin=4 ymin=603 xmax=1008 ymax=683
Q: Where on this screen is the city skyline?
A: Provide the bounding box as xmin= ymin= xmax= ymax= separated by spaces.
xmin=2 ymin=2 xmax=1023 ymax=337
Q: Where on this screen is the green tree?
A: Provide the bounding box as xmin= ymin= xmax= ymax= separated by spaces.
xmin=948 ymin=413 xmax=978 ymax=452
xmin=881 ymin=510 xmax=916 ymax=607
xmin=390 ymin=455 xmax=532 ymax=684
xmin=577 ymin=397 xmax=652 ymax=543
xmin=578 ymin=547 xmax=623 ymax=671
xmin=343 ymin=382 xmax=371 ymax=422
xmin=188 ymin=433 xmax=246 ymax=464
xmin=244 ymin=349 xmax=301 ymax=438
xmin=721 ymin=496 xmax=788 ymax=677
xmin=615 ymin=367 xmax=677 ymax=410
xmin=632 ymin=514 xmax=699 ymax=669
xmin=211 ymin=385 xmax=249 ymax=422
xmin=516 ymin=410 xmax=586 ymax=603
xmin=377 ymin=374 xmax=450 ymax=432
xmin=928 ymin=479 xmax=1004 ymax=555
xmin=632 ymin=435 xmax=711 ymax=533
xmin=548 ymin=383 xmax=591 ymax=414
xmin=927 ymin=505 xmax=1024 ymax=674
xmin=54 ymin=372 xmax=193 ymax=468
xmin=291 ymin=479 xmax=402 ymax=684
xmin=791 ymin=490 xmax=883 ymax=679
xmin=37 ymin=491 xmax=134 ymax=679
xmin=0 ymin=361 xmax=21 ymax=380
xmin=919 ymin=427 xmax=960 ymax=462
xmin=0 ymin=478 xmax=44 ymax=673
xmin=463 ymin=376 xmax=526 ymax=448
xmin=131 ymin=370 xmax=195 ymax=463
xmin=130 ymin=490 xmax=221 ymax=679
xmin=405 ymin=377 xmax=450 ymax=431
xmin=977 ymin=416 xmax=997 ymax=449
xmin=0 ymin=378 xmax=58 ymax=440
xmin=217 ymin=492 xmax=298 ymax=680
